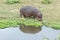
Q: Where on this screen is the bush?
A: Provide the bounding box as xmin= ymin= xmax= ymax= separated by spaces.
xmin=5 ymin=0 xmax=22 ymax=4
xmin=41 ymin=0 xmax=51 ymax=4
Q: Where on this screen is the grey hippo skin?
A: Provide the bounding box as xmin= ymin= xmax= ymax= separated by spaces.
xmin=20 ymin=6 xmax=42 ymax=21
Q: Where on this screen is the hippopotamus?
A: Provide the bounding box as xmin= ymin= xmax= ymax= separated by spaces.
xmin=20 ymin=6 xmax=42 ymax=21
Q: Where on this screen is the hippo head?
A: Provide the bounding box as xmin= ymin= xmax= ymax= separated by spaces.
xmin=36 ymin=13 xmax=42 ymax=21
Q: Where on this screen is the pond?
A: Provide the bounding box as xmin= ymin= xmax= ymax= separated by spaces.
xmin=0 ymin=26 xmax=60 ymax=40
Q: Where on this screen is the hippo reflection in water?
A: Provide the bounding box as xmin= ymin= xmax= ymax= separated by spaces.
xmin=19 ymin=25 xmax=41 ymax=34
xmin=20 ymin=6 xmax=42 ymax=21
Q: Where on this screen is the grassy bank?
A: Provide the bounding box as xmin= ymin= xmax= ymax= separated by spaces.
xmin=0 ymin=18 xmax=42 ymax=29
xmin=0 ymin=0 xmax=60 ymax=29
xmin=0 ymin=18 xmax=60 ymax=29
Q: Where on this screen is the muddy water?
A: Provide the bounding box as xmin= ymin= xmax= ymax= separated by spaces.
xmin=0 ymin=26 xmax=60 ymax=40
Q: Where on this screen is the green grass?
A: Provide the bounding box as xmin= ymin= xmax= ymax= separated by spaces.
xmin=41 ymin=0 xmax=51 ymax=4
xmin=19 ymin=18 xmax=43 ymax=27
xmin=4 ymin=0 xmax=22 ymax=4
xmin=0 ymin=19 xmax=19 ymax=28
xmin=43 ymin=21 xmax=60 ymax=29
xmin=0 ymin=0 xmax=60 ymax=29
xmin=0 ymin=18 xmax=42 ymax=29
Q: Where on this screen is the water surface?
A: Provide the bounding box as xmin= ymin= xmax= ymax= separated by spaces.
xmin=0 ymin=26 xmax=60 ymax=40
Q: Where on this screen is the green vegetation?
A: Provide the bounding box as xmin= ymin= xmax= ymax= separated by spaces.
xmin=43 ymin=21 xmax=60 ymax=29
xmin=20 ymin=18 xmax=43 ymax=27
xmin=41 ymin=0 xmax=51 ymax=4
xmin=0 ymin=18 xmax=42 ymax=29
xmin=5 ymin=0 xmax=22 ymax=4
xmin=0 ymin=0 xmax=60 ymax=29
xmin=0 ymin=19 xmax=19 ymax=28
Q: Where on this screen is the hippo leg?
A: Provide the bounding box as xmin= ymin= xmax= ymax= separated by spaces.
xmin=23 ymin=15 xmax=27 ymax=18
xmin=20 ymin=13 xmax=23 ymax=18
